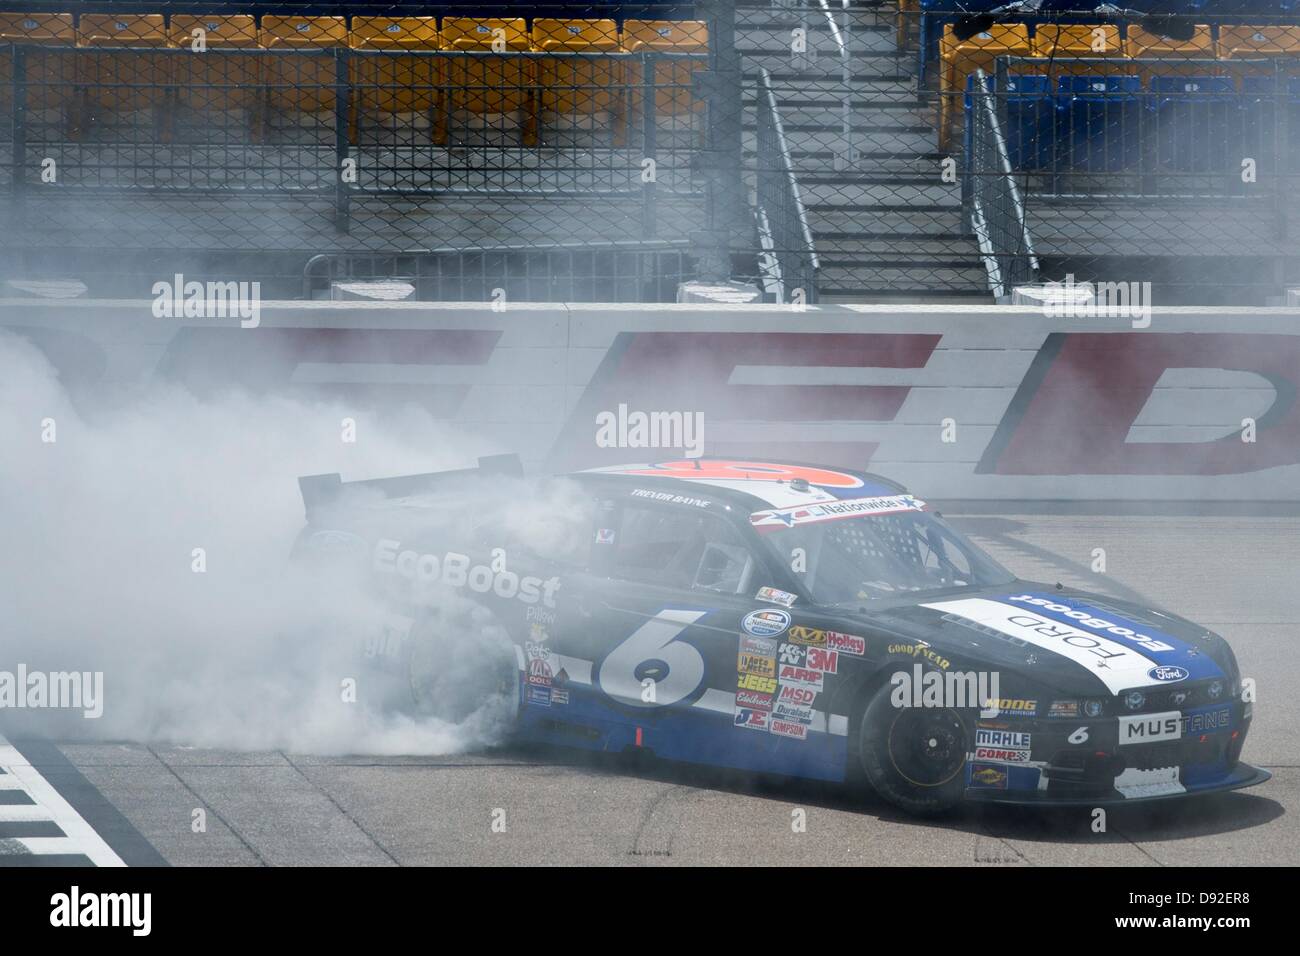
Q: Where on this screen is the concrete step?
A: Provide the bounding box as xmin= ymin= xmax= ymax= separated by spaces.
xmin=808 ymin=207 xmax=970 ymax=236
xmin=799 ymin=178 xmax=963 ymax=208
xmin=817 ymin=261 xmax=992 ymax=295
xmin=812 ymin=234 xmax=981 ymax=259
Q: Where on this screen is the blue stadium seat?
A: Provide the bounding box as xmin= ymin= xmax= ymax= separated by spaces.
xmin=963 ymin=73 xmax=1053 ymax=172
xmin=1149 ymin=76 xmax=1236 ymax=172
xmin=1240 ymin=75 xmax=1300 ymax=163
xmin=1057 ymin=74 xmax=1142 ymax=172
xmin=1005 ymin=75 xmax=1055 ymax=171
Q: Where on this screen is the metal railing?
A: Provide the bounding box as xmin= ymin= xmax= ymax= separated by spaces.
xmin=966 ymin=68 xmax=1038 ymax=298
xmin=754 ymin=66 xmax=819 ymax=302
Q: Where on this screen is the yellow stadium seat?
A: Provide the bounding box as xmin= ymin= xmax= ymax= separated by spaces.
xmin=1124 ymin=24 xmax=1216 ymax=85
xmin=259 ymin=16 xmax=347 ymax=113
xmin=1218 ymin=26 xmax=1300 ymax=59
xmin=622 ymin=20 xmax=708 ymax=117
xmin=168 ymin=16 xmax=260 ymax=112
xmin=938 ymin=24 xmax=1031 ymax=151
xmin=0 ymin=14 xmax=76 ymax=112
xmin=1032 ymin=23 xmax=1126 ymax=78
xmin=532 ymin=18 xmax=621 ymax=117
xmin=349 ymin=16 xmax=440 ymax=117
xmin=439 ymin=17 xmax=532 ymax=114
xmin=76 ymin=14 xmax=169 ymax=113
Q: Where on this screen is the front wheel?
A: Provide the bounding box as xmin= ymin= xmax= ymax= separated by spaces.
xmin=858 ymin=679 xmax=968 ymax=815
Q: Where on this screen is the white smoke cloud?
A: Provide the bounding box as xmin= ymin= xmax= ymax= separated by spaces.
xmin=0 ymin=328 xmax=547 ymax=754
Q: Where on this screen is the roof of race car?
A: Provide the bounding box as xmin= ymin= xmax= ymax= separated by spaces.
xmin=577 ymin=459 xmax=912 ymax=511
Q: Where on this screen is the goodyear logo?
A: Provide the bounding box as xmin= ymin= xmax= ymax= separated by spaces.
xmin=887 ymin=643 xmax=951 ymax=670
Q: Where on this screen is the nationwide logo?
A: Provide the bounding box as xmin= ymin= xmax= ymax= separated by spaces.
xmin=750 ymin=494 xmax=927 ymax=532
xmin=742 ymin=608 xmax=790 ymax=638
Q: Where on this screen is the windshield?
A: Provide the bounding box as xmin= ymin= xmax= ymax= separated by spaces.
xmin=755 ymin=501 xmax=1015 ymax=604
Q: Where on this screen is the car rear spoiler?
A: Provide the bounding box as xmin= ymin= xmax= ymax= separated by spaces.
xmin=297 ymin=453 xmax=524 ymax=520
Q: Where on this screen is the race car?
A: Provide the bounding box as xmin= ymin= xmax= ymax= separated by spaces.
xmin=292 ymin=455 xmax=1269 ymax=814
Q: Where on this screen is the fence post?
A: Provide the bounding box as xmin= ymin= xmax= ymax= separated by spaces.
xmin=641 ymin=52 xmax=657 ymax=239
xmin=1275 ymin=61 xmax=1289 ymax=243
xmin=12 ymin=45 xmax=26 ymax=206
xmin=692 ymin=0 xmax=745 ymax=282
xmin=334 ymin=47 xmax=351 ymax=235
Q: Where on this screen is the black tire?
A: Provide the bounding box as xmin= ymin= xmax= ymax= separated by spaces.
xmin=857 ymin=678 xmax=968 ymax=815
xmin=406 ymin=606 xmax=520 ymax=731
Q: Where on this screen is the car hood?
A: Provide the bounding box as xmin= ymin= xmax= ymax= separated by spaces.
xmin=838 ymin=583 xmax=1233 ymax=697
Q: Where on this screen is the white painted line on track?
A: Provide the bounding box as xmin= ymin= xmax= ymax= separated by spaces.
xmin=0 ymin=736 xmax=125 ymax=866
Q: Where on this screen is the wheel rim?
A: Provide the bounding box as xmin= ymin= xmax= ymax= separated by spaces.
xmin=883 ymin=708 xmax=967 ymax=788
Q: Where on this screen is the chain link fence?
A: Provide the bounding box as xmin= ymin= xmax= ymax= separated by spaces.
xmin=0 ymin=2 xmax=719 ymax=299
xmin=1 ymin=2 xmax=1297 ymax=303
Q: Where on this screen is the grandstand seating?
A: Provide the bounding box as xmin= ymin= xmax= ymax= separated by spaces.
xmin=75 ymin=13 xmax=169 ymax=126
xmin=621 ymin=19 xmax=708 ymax=121
xmin=259 ymin=14 xmax=348 ymax=117
xmin=167 ymin=15 xmax=260 ymax=125
xmin=347 ymin=15 xmax=440 ymax=142
xmin=0 ymin=13 xmax=74 ymax=112
xmin=939 ymin=24 xmax=1030 ymax=149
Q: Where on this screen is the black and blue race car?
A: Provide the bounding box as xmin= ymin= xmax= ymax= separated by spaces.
xmin=293 ymin=455 xmax=1269 ymax=814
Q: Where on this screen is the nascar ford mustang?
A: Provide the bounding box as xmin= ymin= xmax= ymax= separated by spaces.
xmin=293 ymin=456 xmax=1269 ymax=814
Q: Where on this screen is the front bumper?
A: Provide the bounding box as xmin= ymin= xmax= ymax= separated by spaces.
xmin=961 ymin=698 xmax=1268 ymax=805
xmin=964 ymin=761 xmax=1271 ymax=806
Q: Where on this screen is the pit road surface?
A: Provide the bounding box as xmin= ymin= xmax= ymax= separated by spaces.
xmin=4 ymin=514 xmax=1297 ymax=866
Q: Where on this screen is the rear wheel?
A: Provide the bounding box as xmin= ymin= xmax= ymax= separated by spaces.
xmin=858 ymin=679 xmax=968 ymax=814
xmin=406 ymin=605 xmax=519 ymax=731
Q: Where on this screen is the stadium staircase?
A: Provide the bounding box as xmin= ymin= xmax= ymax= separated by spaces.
xmin=737 ymin=0 xmax=993 ymax=302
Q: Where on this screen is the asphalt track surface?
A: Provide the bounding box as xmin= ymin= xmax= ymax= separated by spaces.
xmin=3 ymin=514 xmax=1298 ymax=866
